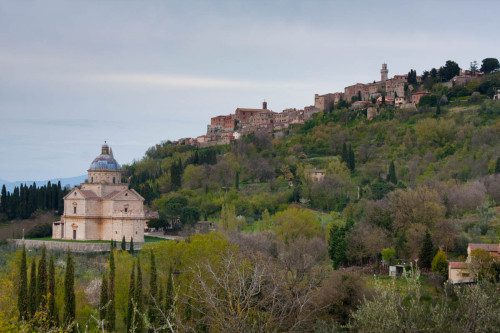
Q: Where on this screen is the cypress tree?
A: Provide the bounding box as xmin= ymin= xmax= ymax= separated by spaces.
xmin=235 ymin=170 xmax=240 ymax=190
xmin=121 ymin=236 xmax=126 ymax=251
xmin=0 ymin=184 xmax=7 ymax=213
xmin=28 ymin=258 xmax=37 ymax=317
xmin=110 ymin=239 xmax=114 ymax=250
xmin=48 ymin=256 xmax=58 ymax=325
xmin=347 ymin=145 xmax=355 ymax=172
xmin=99 ymin=273 xmax=108 ymax=322
xmin=129 ymin=237 xmax=134 ymax=254
xmin=341 ymin=142 xmax=348 ymax=164
xmin=126 ymin=262 xmax=136 ymax=332
xmin=148 ymin=251 xmax=158 ymax=326
xmin=495 ymin=157 xmax=500 ymax=173
xmin=18 ymin=245 xmax=29 ymax=320
xmin=419 ymin=230 xmax=435 ymax=270
xmin=135 ymin=258 xmax=144 ymax=330
xmin=63 ymin=252 xmax=75 ymax=325
xmin=436 ymin=103 xmax=441 ymax=116
xmin=106 ymin=250 xmax=116 ymax=331
xmin=328 ymin=224 xmax=348 ymax=269
xmin=165 ymin=266 xmax=174 ymax=314
xmin=387 ymin=161 xmax=397 ymax=184
xmin=36 ymin=245 xmax=47 ymax=310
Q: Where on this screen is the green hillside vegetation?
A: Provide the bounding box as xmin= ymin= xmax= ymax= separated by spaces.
xmin=126 ymin=71 xmax=500 ymax=266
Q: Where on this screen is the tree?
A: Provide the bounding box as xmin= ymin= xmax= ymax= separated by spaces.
xmin=438 ymin=60 xmax=460 ymax=81
xmin=106 ymin=250 xmax=116 ymax=331
xmin=341 ymin=142 xmax=348 ymax=165
xmin=274 ymin=207 xmax=322 ymax=243
xmin=126 ymin=262 xmax=136 ymax=332
xmin=121 ymin=236 xmax=126 ymax=251
xmin=134 ymin=258 xmax=143 ymax=331
xmin=419 ymin=231 xmax=435 ymax=270
xmin=347 ymin=144 xmax=355 ymax=172
xmin=18 ymin=245 xmax=29 ymax=320
xmin=47 ymin=256 xmax=58 ymax=325
xmin=495 ymin=157 xmax=500 ymax=174
xmin=480 ymin=58 xmax=499 ymax=74
xmin=36 ymin=246 xmax=47 ymax=310
xmin=436 ymin=103 xmax=441 ymax=116
xmin=0 ymin=184 xmax=6 ymax=213
xmin=407 ymin=69 xmax=417 ymax=84
xmin=28 ymin=258 xmax=37 ymax=317
xmin=329 ymin=221 xmax=353 ymax=269
xmin=165 ymin=266 xmax=174 ymax=314
xmin=234 ymin=170 xmax=240 ymax=190
xmin=129 ymin=237 xmax=134 ymax=254
xmin=63 ymin=252 xmax=75 ymax=325
xmin=99 ymin=273 xmax=108 ymax=322
xmin=431 ymin=249 xmax=448 ymax=279
xmin=387 ymin=161 xmax=397 ymax=184
xmin=381 ymin=247 xmax=396 ymax=265
xmin=148 ymin=251 xmax=158 ymax=326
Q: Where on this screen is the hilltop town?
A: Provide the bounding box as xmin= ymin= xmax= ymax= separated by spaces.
xmin=176 ymin=62 xmax=492 ymax=147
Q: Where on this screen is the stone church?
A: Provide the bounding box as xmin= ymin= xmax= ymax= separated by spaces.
xmin=52 ymin=143 xmax=148 ymax=242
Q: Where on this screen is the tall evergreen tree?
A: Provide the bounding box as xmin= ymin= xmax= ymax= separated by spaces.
xmin=48 ymin=256 xmax=58 ymax=325
xmin=341 ymin=142 xmax=348 ymax=164
xmin=0 ymin=184 xmax=7 ymax=213
xmin=99 ymin=273 xmax=108 ymax=322
xmin=495 ymin=157 xmax=500 ymax=174
xmin=129 ymin=237 xmax=134 ymax=254
xmin=419 ymin=231 xmax=435 ymax=270
xmin=18 ymin=245 xmax=29 ymax=320
xmin=347 ymin=145 xmax=355 ymax=172
xmin=387 ymin=161 xmax=397 ymax=184
xmin=36 ymin=245 xmax=47 ymax=310
xmin=121 ymin=236 xmax=126 ymax=251
xmin=436 ymin=103 xmax=441 ymax=116
xmin=165 ymin=266 xmax=174 ymax=314
xmin=63 ymin=252 xmax=75 ymax=325
xmin=235 ymin=170 xmax=240 ymax=190
xmin=328 ymin=223 xmax=350 ymax=269
xmin=106 ymin=250 xmax=116 ymax=331
xmin=28 ymin=258 xmax=37 ymax=317
xmin=135 ymin=258 xmax=143 ymax=331
xmin=148 ymin=251 xmax=158 ymax=326
xmin=126 ymin=262 xmax=136 ymax=332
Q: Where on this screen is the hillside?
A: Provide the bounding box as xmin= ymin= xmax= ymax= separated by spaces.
xmin=124 ymin=71 xmax=500 ymax=265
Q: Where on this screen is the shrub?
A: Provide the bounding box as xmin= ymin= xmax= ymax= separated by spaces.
xmin=25 ymin=223 xmax=52 ymax=238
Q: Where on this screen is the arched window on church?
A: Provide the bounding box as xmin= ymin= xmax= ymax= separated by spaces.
xmin=113 ymin=177 xmax=116 ymax=184
xmin=73 ymin=206 xmax=77 ymax=214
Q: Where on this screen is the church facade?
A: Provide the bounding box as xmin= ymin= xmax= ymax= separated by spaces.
xmin=52 ymin=143 xmax=148 ymax=242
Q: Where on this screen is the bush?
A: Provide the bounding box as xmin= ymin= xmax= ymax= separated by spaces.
xmin=26 ymin=223 xmax=52 ymax=238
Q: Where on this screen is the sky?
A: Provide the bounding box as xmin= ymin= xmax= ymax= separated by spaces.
xmin=0 ymin=0 xmax=499 ymax=181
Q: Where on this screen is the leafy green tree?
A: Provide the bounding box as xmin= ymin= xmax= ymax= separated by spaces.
xmin=438 ymin=60 xmax=460 ymax=81
xmin=18 ymin=245 xmax=29 ymax=320
xmin=47 ymin=256 xmax=58 ymax=325
xmin=431 ymin=249 xmax=448 ymax=279
xmin=63 ymin=252 xmax=75 ymax=325
xmin=126 ymin=262 xmax=136 ymax=332
xmin=419 ymin=231 xmax=435 ymax=270
xmin=387 ymin=161 xmax=397 ymax=184
xmin=121 ymin=236 xmax=126 ymax=251
xmin=36 ymin=246 xmax=47 ymax=310
xmin=106 ymin=250 xmax=116 ymax=331
xmin=28 ymin=258 xmax=37 ymax=317
xmin=381 ymin=247 xmax=396 ymax=265
xmin=480 ymin=58 xmax=500 ymax=74
xmin=99 ymin=273 xmax=108 ymax=322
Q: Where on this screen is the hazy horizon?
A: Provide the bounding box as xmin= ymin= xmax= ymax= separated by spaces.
xmin=1 ymin=0 xmax=499 ymax=181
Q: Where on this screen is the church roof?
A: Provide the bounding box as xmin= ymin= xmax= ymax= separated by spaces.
xmin=89 ymin=143 xmax=121 ymax=171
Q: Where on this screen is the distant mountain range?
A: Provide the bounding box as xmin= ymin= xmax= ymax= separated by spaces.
xmin=0 ymin=175 xmax=86 ymax=192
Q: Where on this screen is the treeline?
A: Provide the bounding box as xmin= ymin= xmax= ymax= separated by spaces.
xmin=0 ymin=181 xmax=67 ymax=220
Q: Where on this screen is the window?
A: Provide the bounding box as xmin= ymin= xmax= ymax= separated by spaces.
xmin=74 ymin=192 xmax=77 ymax=196
xmin=125 ymin=193 xmax=128 ymax=196
xmin=91 ymin=177 xmax=93 ymax=183
xmin=124 ymin=207 xmax=128 ymax=213
xmin=113 ymin=177 xmax=116 ymax=184
xmin=73 ymin=206 xmax=77 ymax=214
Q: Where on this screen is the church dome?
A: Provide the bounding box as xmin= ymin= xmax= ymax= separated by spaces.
xmin=89 ymin=143 xmax=121 ymax=171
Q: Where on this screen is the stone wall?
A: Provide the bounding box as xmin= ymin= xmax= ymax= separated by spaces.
xmin=8 ymin=239 xmax=143 ymax=253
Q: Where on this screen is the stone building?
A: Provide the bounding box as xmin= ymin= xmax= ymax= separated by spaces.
xmin=52 ymin=143 xmax=148 ymax=242
xmin=314 ymin=92 xmax=344 ymax=111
